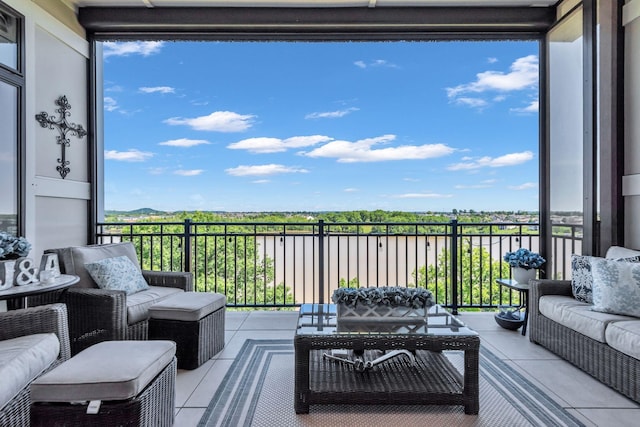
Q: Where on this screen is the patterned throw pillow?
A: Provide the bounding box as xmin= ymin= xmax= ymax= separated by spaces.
xmin=84 ymin=255 xmax=149 ymax=295
xmin=590 ymin=258 xmax=640 ymax=317
xmin=571 ymin=255 xmax=640 ymax=304
xmin=571 ymin=255 xmax=595 ymax=303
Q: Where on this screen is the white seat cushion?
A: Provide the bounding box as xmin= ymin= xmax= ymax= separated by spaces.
xmin=605 ymin=321 xmax=640 ymax=360
xmin=149 ymin=292 xmax=226 ymax=322
xmin=126 ymin=285 xmax=184 ymax=325
xmin=538 ymin=295 xmax=632 ymax=342
xmin=0 ymin=333 xmax=60 ymax=411
xmin=30 ymin=340 xmax=176 ymax=402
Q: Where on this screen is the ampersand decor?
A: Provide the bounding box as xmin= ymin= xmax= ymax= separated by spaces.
xmin=14 ymin=257 xmax=39 ymax=286
xmin=35 ymin=95 xmax=87 ymax=179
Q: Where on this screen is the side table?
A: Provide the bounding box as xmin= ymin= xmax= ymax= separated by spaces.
xmin=0 ymin=274 xmax=80 ymax=309
xmin=496 ymin=278 xmax=529 ymax=336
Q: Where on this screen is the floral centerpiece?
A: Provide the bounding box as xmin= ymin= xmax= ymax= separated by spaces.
xmin=0 ymin=232 xmax=31 ymax=260
xmin=331 ymin=286 xmax=435 ymax=320
xmin=0 ymin=232 xmax=32 ymax=290
xmin=503 ymin=248 xmax=545 ymax=270
xmin=503 ymin=248 xmax=545 ymax=284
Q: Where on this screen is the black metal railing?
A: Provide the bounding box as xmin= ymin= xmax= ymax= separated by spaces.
xmin=96 ymin=219 xmax=582 ymax=311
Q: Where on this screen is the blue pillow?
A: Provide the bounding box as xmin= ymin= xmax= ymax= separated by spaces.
xmin=84 ymin=255 xmax=149 ymax=295
xmin=590 ymin=258 xmax=640 ymax=317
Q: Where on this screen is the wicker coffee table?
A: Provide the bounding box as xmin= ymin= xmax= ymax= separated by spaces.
xmin=294 ymin=304 xmax=480 ymax=414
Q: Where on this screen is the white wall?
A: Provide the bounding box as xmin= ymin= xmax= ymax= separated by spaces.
xmin=623 ymin=0 xmax=640 ymax=248
xmin=4 ymin=0 xmax=90 ymax=260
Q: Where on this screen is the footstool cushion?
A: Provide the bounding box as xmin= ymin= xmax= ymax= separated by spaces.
xmin=30 ymin=340 xmax=176 ymax=427
xmin=149 ymin=292 xmax=225 ymax=369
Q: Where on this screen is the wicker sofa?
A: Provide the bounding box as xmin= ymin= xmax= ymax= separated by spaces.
xmin=0 ymin=304 xmax=70 ymax=427
xmin=529 ymin=246 xmax=640 ymax=404
xmin=43 ymin=242 xmax=193 ymax=355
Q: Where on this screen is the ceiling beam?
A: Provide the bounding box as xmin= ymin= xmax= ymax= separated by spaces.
xmin=79 ymin=6 xmax=556 ymax=40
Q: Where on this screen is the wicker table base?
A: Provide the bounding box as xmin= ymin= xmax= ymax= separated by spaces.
xmin=294 ymin=337 xmax=479 ymax=414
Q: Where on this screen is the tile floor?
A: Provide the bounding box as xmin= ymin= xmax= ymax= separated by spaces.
xmin=174 ymin=310 xmax=640 ymax=427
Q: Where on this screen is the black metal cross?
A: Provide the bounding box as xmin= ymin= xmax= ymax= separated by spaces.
xmin=35 ymin=95 xmax=87 ymax=179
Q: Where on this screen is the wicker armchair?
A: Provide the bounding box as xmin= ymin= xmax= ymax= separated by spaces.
xmin=41 ymin=242 xmax=193 ymax=355
xmin=0 ymin=303 xmax=70 ymax=427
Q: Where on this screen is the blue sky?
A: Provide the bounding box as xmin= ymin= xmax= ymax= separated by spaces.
xmin=102 ymin=40 xmax=539 ymax=212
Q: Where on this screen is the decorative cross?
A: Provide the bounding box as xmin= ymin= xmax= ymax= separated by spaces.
xmin=35 ymin=95 xmax=87 ymax=179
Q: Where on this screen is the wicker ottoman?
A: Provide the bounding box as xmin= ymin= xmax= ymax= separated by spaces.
xmin=30 ymin=340 xmax=176 ymax=427
xmin=149 ymin=291 xmax=226 ymax=369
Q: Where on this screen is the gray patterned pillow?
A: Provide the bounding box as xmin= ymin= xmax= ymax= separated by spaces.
xmin=591 ymin=258 xmax=640 ymax=317
xmin=571 ymin=255 xmax=640 ymax=304
xmin=84 ymin=255 xmax=149 ymax=295
xmin=571 ymin=255 xmax=595 ymax=303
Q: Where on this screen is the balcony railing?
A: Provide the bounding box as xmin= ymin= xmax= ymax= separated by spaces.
xmin=96 ymin=219 xmax=582 ymax=312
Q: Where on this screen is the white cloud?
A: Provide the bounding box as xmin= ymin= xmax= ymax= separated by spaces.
xmin=453 ymin=98 xmax=488 ymax=108
xmin=355 ymin=59 xmax=399 ymax=69
xmin=392 ymin=193 xmax=453 ymax=199
xmin=403 ymin=178 xmax=420 ymax=182
xmin=447 ymin=151 xmax=534 ymax=170
xmin=508 ymin=182 xmax=537 ymax=190
xmin=103 ymin=41 xmax=164 ymax=58
xmin=305 ymin=108 xmax=359 ymax=119
xmin=228 ymin=135 xmax=331 ymax=154
xmin=164 ymin=111 xmax=255 ymax=132
xmin=225 ymin=164 xmax=309 ymax=177
xmin=488 ymin=57 xmax=498 ymax=64
xmin=344 ymin=188 xmax=359 ymax=192
xmin=104 ymin=149 xmax=153 ymax=162
xmin=510 ymin=100 xmax=539 ymax=114
xmin=139 ymin=86 xmax=175 ymax=94
xmin=174 ymin=169 xmax=204 ymax=176
xmin=454 ymin=179 xmax=498 ymax=189
xmin=147 ymin=167 xmax=166 ymax=175
xmin=302 ymin=134 xmax=455 ymax=163
xmin=159 ymin=138 xmax=211 ymax=147
xmin=104 ymin=97 xmax=118 ymax=112
xmin=252 ymin=179 xmax=270 ymax=184
xmin=446 ymin=55 xmax=538 ymax=109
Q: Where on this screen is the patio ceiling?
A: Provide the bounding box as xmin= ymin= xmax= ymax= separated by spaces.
xmin=68 ymin=0 xmax=558 ymax=8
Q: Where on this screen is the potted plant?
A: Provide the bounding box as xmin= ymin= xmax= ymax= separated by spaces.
xmin=331 ymin=286 xmax=435 ymax=320
xmin=0 ymin=232 xmax=32 ymax=290
xmin=503 ymin=248 xmax=545 ymax=284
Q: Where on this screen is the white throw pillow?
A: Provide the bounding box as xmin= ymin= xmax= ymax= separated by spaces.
xmin=590 ymin=258 xmax=640 ymax=318
xmin=84 ymin=255 xmax=149 ymax=295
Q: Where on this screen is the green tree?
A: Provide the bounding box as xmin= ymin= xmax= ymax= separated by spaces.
xmin=414 ymin=240 xmax=512 ymax=308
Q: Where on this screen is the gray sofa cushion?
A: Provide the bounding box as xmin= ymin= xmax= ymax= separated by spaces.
xmin=31 ymin=340 xmax=176 ymax=402
xmin=51 ymin=242 xmax=141 ymax=289
xmin=126 ymin=285 xmax=184 ymax=325
xmin=538 ymin=295 xmax=631 ymax=342
xmin=605 ymin=246 xmax=640 ymax=259
xmin=605 ymin=321 xmax=640 ymax=360
xmin=0 ymin=333 xmax=60 ymax=411
xmin=149 ymin=291 xmax=226 ymax=322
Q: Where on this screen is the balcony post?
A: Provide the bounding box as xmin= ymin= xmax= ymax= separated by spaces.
xmin=318 ymin=219 xmax=325 ymax=304
xmin=184 ymin=218 xmax=192 ymax=273
xmin=451 ymin=219 xmax=459 ymax=315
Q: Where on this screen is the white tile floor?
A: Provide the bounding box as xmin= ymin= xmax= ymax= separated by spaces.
xmin=174 ymin=310 xmax=640 ymax=427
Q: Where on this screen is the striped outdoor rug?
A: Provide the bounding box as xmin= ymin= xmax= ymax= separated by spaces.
xmin=198 ymin=339 xmax=584 ymax=427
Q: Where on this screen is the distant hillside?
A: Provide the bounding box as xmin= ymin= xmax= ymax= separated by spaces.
xmin=105 ymin=208 xmax=169 ymax=216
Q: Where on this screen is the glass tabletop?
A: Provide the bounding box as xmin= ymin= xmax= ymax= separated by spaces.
xmin=296 ymin=303 xmax=478 ymax=337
